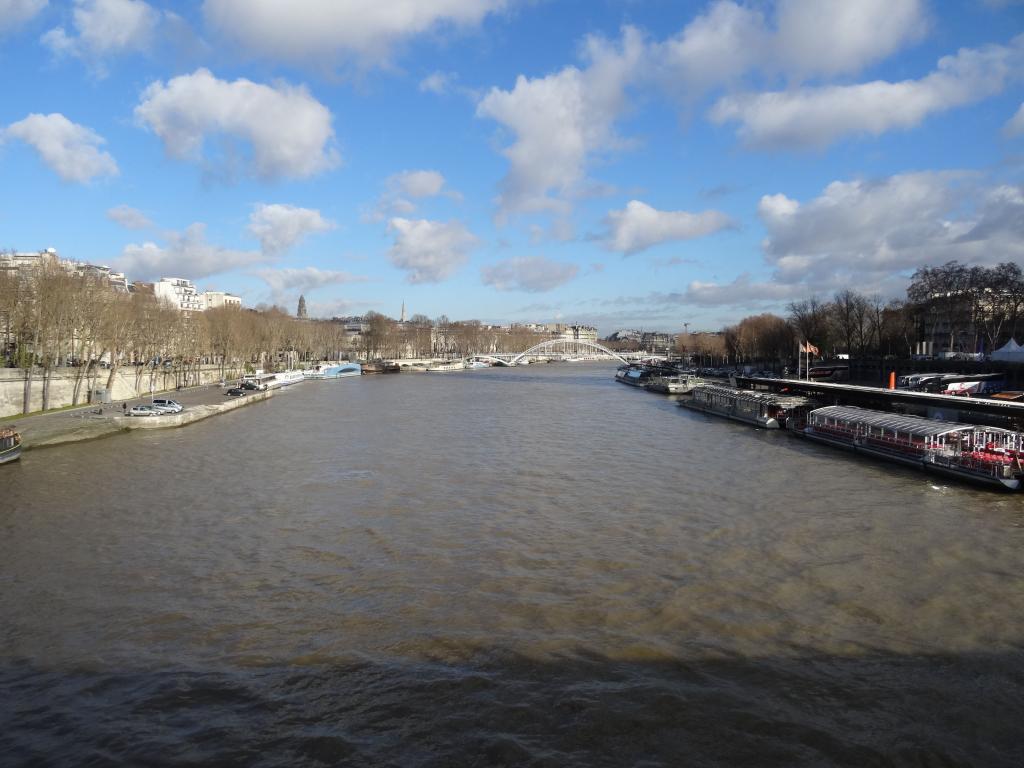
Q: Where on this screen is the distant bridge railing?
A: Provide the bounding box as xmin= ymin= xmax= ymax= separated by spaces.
xmin=468 ymin=339 xmax=629 ymax=366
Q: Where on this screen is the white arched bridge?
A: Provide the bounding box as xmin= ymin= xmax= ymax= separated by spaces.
xmin=469 ymin=338 xmax=632 ymax=366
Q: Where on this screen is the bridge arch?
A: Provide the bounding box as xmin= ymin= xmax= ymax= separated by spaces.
xmin=510 ymin=338 xmax=628 ymax=365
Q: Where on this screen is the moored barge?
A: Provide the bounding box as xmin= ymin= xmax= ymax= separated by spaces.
xmin=803 ymin=405 xmax=1024 ymax=491
xmin=679 ymin=384 xmax=815 ymax=429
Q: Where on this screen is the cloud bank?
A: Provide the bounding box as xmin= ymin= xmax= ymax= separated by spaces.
xmin=134 ymin=68 xmax=338 ymax=180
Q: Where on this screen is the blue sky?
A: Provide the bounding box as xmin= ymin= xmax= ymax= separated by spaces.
xmin=1 ymin=0 xmax=1022 ymax=334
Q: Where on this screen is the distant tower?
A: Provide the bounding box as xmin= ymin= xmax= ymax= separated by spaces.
xmin=297 ymin=294 xmax=308 ymax=319
xmin=400 ymin=301 xmax=406 ymax=323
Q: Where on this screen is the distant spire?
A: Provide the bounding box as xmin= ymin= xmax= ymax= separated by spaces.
xmin=400 ymin=300 xmax=406 ymax=323
xmin=297 ymin=294 xmax=307 ymax=319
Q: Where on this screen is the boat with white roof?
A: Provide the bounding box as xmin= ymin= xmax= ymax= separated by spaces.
xmin=802 ymin=405 xmax=1024 ymax=491
xmin=679 ymin=384 xmax=816 ymax=429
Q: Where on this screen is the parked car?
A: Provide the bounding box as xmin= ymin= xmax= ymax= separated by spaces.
xmin=128 ymin=405 xmax=161 ymax=417
xmin=225 ymin=387 xmax=248 ymax=397
xmin=150 ymin=398 xmax=183 ymax=413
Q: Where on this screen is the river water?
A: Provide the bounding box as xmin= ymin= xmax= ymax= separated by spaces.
xmin=2 ymin=364 xmax=1023 ymax=766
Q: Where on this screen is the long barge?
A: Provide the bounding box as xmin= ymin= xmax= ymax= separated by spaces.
xmin=803 ymin=405 xmax=1024 ymax=491
xmin=679 ymin=384 xmax=815 ymax=429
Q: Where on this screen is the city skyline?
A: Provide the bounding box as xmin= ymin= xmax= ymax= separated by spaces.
xmin=1 ymin=1 xmax=1022 ymax=335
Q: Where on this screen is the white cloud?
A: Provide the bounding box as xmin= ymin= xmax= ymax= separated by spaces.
xmin=683 ymin=172 xmax=1024 ymax=309
xmin=602 ymin=200 xmax=733 ymax=254
xmin=134 ymin=68 xmax=338 ymax=180
xmin=655 ymin=1 xmax=767 ymax=94
xmin=117 ymin=223 xmax=268 ymax=281
xmin=655 ymin=0 xmax=925 ymax=95
xmin=4 ymin=113 xmax=118 ymax=182
xmin=419 ymin=71 xmax=456 ymax=94
xmin=392 ymin=169 xmax=445 ymax=198
xmin=42 ymin=0 xmax=158 ymax=68
xmin=247 ymin=203 xmax=335 ymax=255
xmin=480 ymin=255 xmax=579 ymax=292
xmin=772 ymin=0 xmax=926 ymax=79
xmin=682 ymin=274 xmax=806 ymax=308
xmin=203 ymin=0 xmax=508 ymax=69
xmin=710 ymin=35 xmax=1024 ymax=148
xmin=476 ymin=26 xmax=645 ymax=220
xmin=106 ymin=204 xmax=152 ymax=229
xmin=254 ymin=266 xmax=365 ymax=302
xmin=1005 ymin=102 xmax=1024 ymax=137
xmin=0 ymin=0 xmax=46 ymax=34
xmin=370 ymin=169 xmax=460 ymax=220
xmin=387 ymin=217 xmax=478 ymax=283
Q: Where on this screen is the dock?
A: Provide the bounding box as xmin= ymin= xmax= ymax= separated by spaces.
xmin=736 ymin=377 xmax=1024 ymax=428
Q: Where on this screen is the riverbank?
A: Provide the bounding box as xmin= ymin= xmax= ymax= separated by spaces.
xmin=13 ymin=388 xmax=275 ymax=450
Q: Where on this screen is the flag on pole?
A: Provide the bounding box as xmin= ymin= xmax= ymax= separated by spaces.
xmin=800 ymin=342 xmax=820 ymax=356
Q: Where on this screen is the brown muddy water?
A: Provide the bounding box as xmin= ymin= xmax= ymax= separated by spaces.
xmin=2 ymin=364 xmax=1023 ymax=766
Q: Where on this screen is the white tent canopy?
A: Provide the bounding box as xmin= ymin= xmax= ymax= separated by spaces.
xmin=991 ymin=339 xmax=1024 ymax=361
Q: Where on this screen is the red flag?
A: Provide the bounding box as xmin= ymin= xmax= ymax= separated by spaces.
xmin=801 ymin=342 xmax=820 ymax=355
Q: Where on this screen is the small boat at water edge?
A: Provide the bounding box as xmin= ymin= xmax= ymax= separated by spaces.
xmin=302 ymin=362 xmax=361 ymax=378
xmin=426 ymin=360 xmax=466 ymax=372
xmin=362 ymin=361 xmax=402 ymax=374
xmin=679 ymin=384 xmax=815 ymax=430
xmin=465 ymin=360 xmax=490 ymax=369
xmin=803 ymin=405 xmax=1024 ymax=491
xmin=325 ymin=363 xmax=362 ymax=378
xmin=1 ymin=427 xmax=22 ymax=464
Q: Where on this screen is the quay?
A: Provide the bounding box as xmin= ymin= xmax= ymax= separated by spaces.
xmin=736 ymin=377 xmax=1024 ymax=429
xmin=6 ymin=386 xmax=274 ymax=451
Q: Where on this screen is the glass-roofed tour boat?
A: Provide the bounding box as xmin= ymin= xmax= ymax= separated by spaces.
xmin=803 ymin=405 xmax=1024 ymax=491
xmin=679 ymin=383 xmax=816 ymax=430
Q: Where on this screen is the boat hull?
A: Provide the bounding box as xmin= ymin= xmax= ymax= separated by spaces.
xmin=0 ymin=443 xmax=22 ymax=464
xmin=679 ymin=397 xmax=779 ymax=429
xmin=802 ymin=428 xmax=1022 ymax=491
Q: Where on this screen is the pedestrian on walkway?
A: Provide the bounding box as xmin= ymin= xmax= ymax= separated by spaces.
xmin=122 ymin=402 xmax=127 ymax=415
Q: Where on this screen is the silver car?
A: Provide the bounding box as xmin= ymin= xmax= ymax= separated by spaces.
xmin=150 ymin=398 xmax=184 ymax=413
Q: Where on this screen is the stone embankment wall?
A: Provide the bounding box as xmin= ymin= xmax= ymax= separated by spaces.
xmin=0 ymin=365 xmax=233 ymax=418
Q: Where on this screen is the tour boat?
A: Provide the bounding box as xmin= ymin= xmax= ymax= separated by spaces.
xmin=615 ymin=364 xmax=658 ymax=387
xmin=679 ymin=384 xmax=816 ymax=430
xmin=0 ymin=427 xmax=22 ymax=464
xmin=645 ymin=374 xmax=705 ymax=395
xmin=259 ymin=369 xmax=304 ymax=388
xmin=802 ymin=405 xmax=1024 ymax=491
xmin=465 ymin=360 xmax=490 ymax=369
xmin=426 ymin=360 xmax=466 ymax=372
xmin=275 ymin=369 xmax=305 ymax=386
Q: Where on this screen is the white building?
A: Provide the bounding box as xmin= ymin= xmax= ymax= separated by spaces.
xmin=547 ymin=323 xmax=598 ymax=343
xmin=201 ymin=291 xmax=242 ymax=310
xmin=154 ymin=277 xmax=203 ymax=312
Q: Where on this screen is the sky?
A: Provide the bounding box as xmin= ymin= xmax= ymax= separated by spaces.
xmin=1 ymin=0 xmax=1022 ymax=335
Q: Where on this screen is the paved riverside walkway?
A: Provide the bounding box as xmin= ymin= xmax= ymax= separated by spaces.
xmin=5 ymin=381 xmax=274 ymax=450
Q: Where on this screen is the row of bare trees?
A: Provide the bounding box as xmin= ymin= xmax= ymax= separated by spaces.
xmin=708 ymin=295 xmax=917 ymax=366
xmin=907 ymin=261 xmax=1024 ymax=354
xmin=712 ymin=260 xmax=1024 ymax=366
xmin=0 ymin=263 xmax=351 ymax=413
xmin=358 ymin=312 xmax=550 ymax=360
